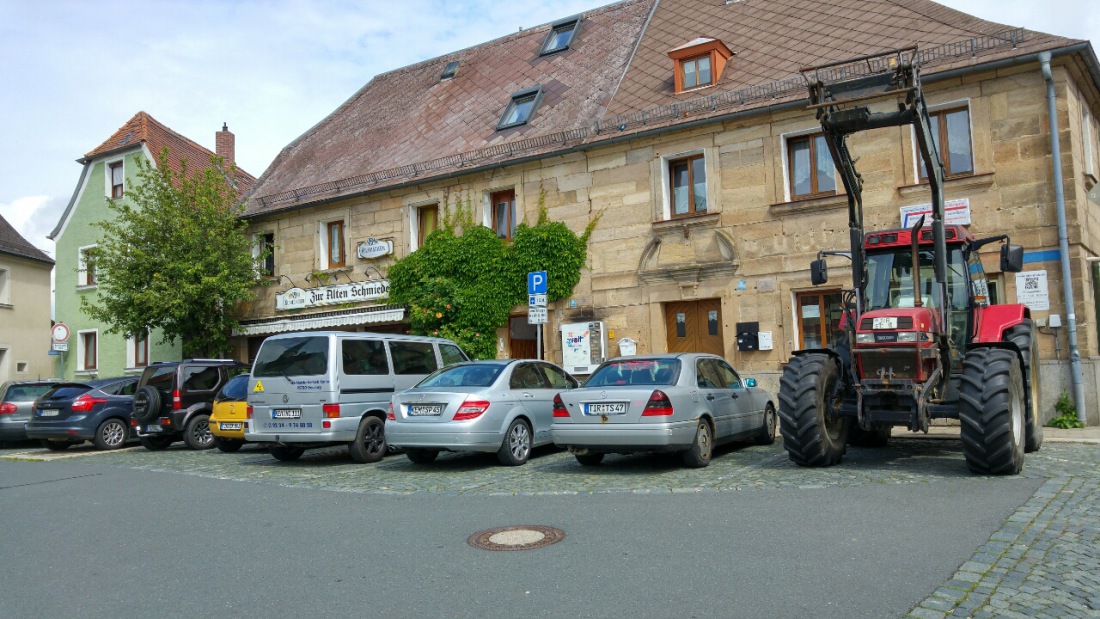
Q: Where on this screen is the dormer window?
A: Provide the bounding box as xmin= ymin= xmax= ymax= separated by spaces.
xmin=497 ymin=86 xmax=543 ymax=130
xmin=541 ymin=16 xmax=581 ymax=55
xmin=441 ymin=61 xmax=459 ymax=81
xmin=667 ymin=37 xmax=733 ymax=94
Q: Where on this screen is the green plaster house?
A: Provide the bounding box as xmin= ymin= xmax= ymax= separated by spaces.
xmin=48 ymin=112 xmax=256 ymax=379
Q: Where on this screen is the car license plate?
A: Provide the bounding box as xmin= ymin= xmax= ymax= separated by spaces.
xmin=145 ymin=424 xmax=162 ymax=433
xmin=220 ymin=422 xmax=243 ymax=430
xmin=585 ymin=402 xmax=627 ymax=415
xmin=272 ymin=408 xmax=301 ymax=419
xmin=872 ymin=317 xmax=898 ymax=330
xmin=408 ymin=404 xmax=444 ymax=416
xmin=39 ymin=409 xmax=59 ymax=417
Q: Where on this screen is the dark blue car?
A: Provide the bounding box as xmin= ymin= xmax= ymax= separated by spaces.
xmin=26 ymin=376 xmax=139 ymax=451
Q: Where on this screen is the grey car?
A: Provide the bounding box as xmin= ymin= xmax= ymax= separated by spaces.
xmin=0 ymin=380 xmax=59 ymax=445
xmin=386 ymin=360 xmax=578 ymax=466
xmin=551 ymin=353 xmax=776 ymax=468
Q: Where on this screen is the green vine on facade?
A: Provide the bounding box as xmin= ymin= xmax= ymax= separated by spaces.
xmin=388 ymin=191 xmax=598 ymax=358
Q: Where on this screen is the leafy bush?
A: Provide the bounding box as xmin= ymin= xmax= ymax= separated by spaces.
xmin=1047 ymin=391 xmax=1085 ymax=429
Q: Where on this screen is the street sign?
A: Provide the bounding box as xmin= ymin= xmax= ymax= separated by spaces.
xmin=51 ymin=323 xmax=70 ymax=343
xmin=529 ymin=294 xmax=547 ymax=307
xmin=52 ymin=341 xmax=68 ymax=352
xmin=528 ymin=306 xmax=548 ymax=324
xmin=527 ymin=271 xmax=547 ymax=295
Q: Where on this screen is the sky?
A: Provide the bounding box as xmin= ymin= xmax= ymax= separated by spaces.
xmin=2 ymin=0 xmax=1098 ymax=259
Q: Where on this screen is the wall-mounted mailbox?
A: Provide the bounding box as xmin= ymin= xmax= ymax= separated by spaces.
xmin=736 ymin=321 xmax=760 ymax=351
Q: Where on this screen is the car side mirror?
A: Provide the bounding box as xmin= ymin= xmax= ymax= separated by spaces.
xmin=745 ymin=378 xmax=757 ymax=388
xmin=811 ymin=259 xmax=828 ymax=285
xmin=1000 ymin=244 xmax=1024 ymax=273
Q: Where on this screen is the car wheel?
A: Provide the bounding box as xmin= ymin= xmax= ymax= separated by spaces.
xmin=405 ymin=448 xmax=439 ymax=464
xmin=574 ymin=452 xmax=604 ymax=466
xmin=270 ymin=445 xmax=305 ymax=462
xmin=756 ymin=403 xmax=778 ymax=445
xmin=681 ymin=420 xmax=713 ymax=468
xmin=133 ymin=386 xmax=162 ymax=422
xmin=214 ymin=437 xmax=243 ymax=453
xmin=139 ymin=436 xmax=174 ymax=451
xmin=497 ymin=418 xmax=532 ymax=466
xmin=349 ymin=416 xmax=386 ymax=464
xmin=41 ymin=440 xmax=71 ymax=451
xmin=93 ymin=418 xmax=129 ymax=450
xmin=183 ymin=414 xmax=215 ymax=450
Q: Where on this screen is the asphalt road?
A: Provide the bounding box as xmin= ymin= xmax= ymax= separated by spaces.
xmin=0 ymin=455 xmax=1042 ymax=619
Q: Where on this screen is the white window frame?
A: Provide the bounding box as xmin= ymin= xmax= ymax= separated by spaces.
xmin=77 ymin=244 xmax=98 ymax=288
xmin=910 ymin=98 xmax=974 ymax=181
xmin=409 ymin=201 xmax=440 ymax=252
xmin=125 ymin=328 xmax=150 ymax=372
xmin=253 ymin=232 xmax=275 ymax=276
xmin=105 ymin=157 xmax=125 ymax=199
xmin=77 ymin=329 xmax=98 ymax=374
xmin=0 ymin=264 xmax=10 ymax=306
xmin=656 ymin=148 xmax=719 ymax=220
xmin=780 ymin=127 xmax=838 ymax=202
xmin=1084 ymin=106 xmax=1095 ymax=178
xmin=318 ymin=219 xmax=347 ymax=270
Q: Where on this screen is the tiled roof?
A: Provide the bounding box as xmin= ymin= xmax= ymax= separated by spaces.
xmin=242 ymin=0 xmax=1086 ymax=216
xmin=84 ymin=111 xmax=257 ymax=192
xmin=0 ymin=213 xmax=53 ymax=265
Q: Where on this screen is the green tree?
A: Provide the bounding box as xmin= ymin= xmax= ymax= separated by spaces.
xmin=81 ymin=149 xmax=261 ymax=358
xmin=389 ymin=192 xmax=597 ymax=359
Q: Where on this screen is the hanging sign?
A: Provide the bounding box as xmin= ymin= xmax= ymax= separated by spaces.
xmin=275 ymin=280 xmax=390 ymax=311
xmin=357 ymin=238 xmax=393 ymax=259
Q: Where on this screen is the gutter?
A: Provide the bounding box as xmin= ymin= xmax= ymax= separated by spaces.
xmin=1039 ymin=51 xmax=1088 ymax=425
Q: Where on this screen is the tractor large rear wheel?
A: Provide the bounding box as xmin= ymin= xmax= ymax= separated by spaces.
xmin=959 ymin=348 xmax=1025 ymax=475
xmin=1004 ymin=319 xmax=1043 ymax=453
xmin=778 ymin=353 xmax=850 ymax=467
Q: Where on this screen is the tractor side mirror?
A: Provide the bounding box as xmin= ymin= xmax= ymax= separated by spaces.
xmin=1000 ymin=244 xmax=1024 ymax=273
xmin=810 ymin=259 xmax=828 ymax=285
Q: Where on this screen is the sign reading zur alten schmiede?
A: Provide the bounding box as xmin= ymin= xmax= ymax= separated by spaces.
xmin=276 ymin=280 xmax=390 ymax=311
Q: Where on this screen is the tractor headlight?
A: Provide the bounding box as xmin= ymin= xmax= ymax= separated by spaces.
xmin=896 ymin=332 xmax=919 ymax=342
xmin=856 ymin=333 xmax=875 ymax=344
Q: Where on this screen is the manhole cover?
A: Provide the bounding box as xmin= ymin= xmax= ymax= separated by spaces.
xmin=467 ymin=525 xmax=565 ymax=551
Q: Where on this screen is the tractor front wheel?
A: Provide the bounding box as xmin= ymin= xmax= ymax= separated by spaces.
xmin=778 ymin=353 xmax=850 ymax=467
xmin=959 ymin=348 xmax=1025 ymax=475
xmin=1004 ymin=319 xmax=1043 ymax=453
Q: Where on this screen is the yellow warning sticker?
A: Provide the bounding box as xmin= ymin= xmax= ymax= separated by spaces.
xmin=253 ymin=380 xmax=265 ymax=393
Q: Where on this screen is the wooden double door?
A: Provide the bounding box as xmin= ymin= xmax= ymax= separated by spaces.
xmin=664 ymin=299 xmax=724 ymax=356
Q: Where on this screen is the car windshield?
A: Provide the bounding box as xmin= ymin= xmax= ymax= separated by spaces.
xmin=2 ymin=384 xmax=55 ymax=401
xmin=254 ymin=336 xmax=328 ymax=377
xmin=585 ymin=359 xmax=680 ymax=387
xmin=215 ymin=375 xmax=249 ymax=402
xmin=416 ymin=364 xmax=504 ymax=388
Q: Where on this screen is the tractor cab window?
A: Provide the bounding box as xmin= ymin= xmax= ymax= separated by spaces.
xmin=967 ymin=248 xmax=990 ymax=307
xmin=865 ymin=246 xmax=969 ymax=361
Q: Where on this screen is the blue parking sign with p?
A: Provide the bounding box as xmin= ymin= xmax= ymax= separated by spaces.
xmin=528 ymin=271 xmax=548 ymax=295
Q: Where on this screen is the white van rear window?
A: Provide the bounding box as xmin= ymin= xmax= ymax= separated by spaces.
xmin=254 ymin=336 xmax=328 ymax=377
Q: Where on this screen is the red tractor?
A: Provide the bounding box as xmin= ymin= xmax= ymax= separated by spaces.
xmin=779 ymin=49 xmax=1043 ymax=475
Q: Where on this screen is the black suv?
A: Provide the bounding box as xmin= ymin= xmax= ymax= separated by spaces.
xmin=133 ymin=360 xmax=249 ymax=451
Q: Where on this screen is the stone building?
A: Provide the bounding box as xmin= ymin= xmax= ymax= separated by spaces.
xmin=236 ymin=0 xmax=1100 ymax=423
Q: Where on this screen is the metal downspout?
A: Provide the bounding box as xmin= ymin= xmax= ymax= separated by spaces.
xmin=1039 ymin=51 xmax=1088 ymax=424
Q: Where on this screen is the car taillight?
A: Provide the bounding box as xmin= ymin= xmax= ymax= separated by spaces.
xmin=0 ymin=402 xmax=17 ymax=414
xmin=453 ymin=398 xmax=489 ymax=421
xmin=386 ymin=403 xmax=395 ymax=421
xmin=641 ymin=390 xmax=674 ymax=416
xmin=323 ymin=403 xmax=340 ymax=418
xmin=552 ymin=394 xmax=569 ymax=418
xmin=172 ymin=389 xmax=182 ymax=410
xmin=245 ymin=405 xmax=253 ymax=419
xmin=71 ymin=394 xmax=108 ymax=412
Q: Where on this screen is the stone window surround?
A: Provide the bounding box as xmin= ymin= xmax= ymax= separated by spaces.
xmin=253 ymin=231 xmax=276 ymax=277
xmin=406 ymin=198 xmax=441 ymax=252
xmin=778 ymin=126 xmax=838 ymax=204
xmin=652 ymin=145 xmax=720 ymax=222
xmin=317 ymin=212 xmax=350 ymax=271
xmin=910 ymin=98 xmax=974 ymax=182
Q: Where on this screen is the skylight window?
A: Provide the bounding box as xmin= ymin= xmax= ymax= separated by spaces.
xmin=541 ymin=16 xmax=582 ymax=55
xmin=441 ymin=61 xmax=459 ymax=81
xmin=497 ymin=86 xmax=543 ymax=130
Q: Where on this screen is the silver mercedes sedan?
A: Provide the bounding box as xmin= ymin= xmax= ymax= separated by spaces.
xmin=551 ymin=353 xmax=776 ymax=468
xmin=387 ymin=359 xmax=578 ymax=466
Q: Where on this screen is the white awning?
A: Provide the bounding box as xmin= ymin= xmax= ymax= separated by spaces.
xmin=234 ymin=306 xmax=406 ymax=336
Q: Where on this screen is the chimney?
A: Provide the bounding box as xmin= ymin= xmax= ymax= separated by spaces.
xmin=216 ymin=122 xmax=235 ymax=167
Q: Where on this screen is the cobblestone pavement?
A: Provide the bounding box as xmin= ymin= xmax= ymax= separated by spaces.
xmin=3 ymin=436 xmax=1098 ymax=617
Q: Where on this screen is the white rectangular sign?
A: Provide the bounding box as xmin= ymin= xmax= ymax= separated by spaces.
xmin=1015 ymin=270 xmax=1050 ymax=311
xmin=51 ymin=341 xmax=68 ymax=352
xmin=528 ymin=307 xmax=548 ymax=324
xmin=900 ymin=198 xmax=971 ymax=227
xmin=529 ymin=294 xmax=547 ymax=307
